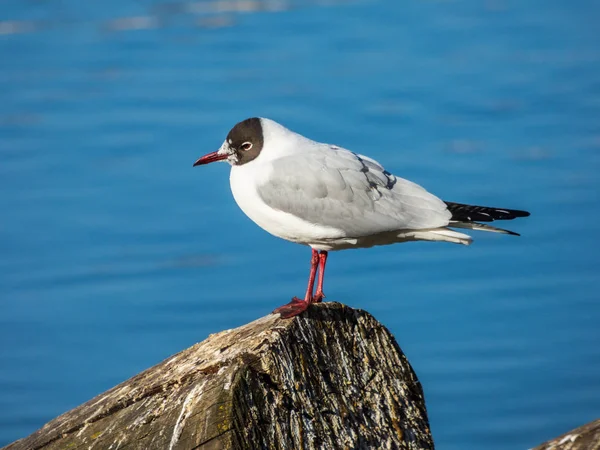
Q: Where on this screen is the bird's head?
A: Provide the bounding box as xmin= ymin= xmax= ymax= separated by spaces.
xmin=193 ymin=117 xmax=264 ymax=167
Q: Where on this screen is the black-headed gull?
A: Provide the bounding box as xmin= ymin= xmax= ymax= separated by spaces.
xmin=194 ymin=118 xmax=530 ymax=318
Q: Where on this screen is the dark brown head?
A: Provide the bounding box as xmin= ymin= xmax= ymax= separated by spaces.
xmin=193 ymin=118 xmax=264 ymax=167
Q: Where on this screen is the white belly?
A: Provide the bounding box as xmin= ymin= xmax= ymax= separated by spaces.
xmin=229 ymin=164 xmax=345 ymax=249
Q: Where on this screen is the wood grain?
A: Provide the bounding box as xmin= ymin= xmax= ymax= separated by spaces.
xmin=3 ymin=303 xmax=434 ymax=450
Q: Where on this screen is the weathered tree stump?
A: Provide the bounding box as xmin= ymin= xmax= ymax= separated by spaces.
xmin=3 ymin=302 xmax=434 ymax=450
xmin=533 ymin=418 xmax=600 ymax=450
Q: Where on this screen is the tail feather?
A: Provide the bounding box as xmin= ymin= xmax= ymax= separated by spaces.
xmin=405 ymin=228 xmax=473 ymax=245
xmin=450 ymin=221 xmax=520 ymax=236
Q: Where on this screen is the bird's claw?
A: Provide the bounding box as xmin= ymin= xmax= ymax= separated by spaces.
xmin=313 ymin=292 xmax=325 ymax=303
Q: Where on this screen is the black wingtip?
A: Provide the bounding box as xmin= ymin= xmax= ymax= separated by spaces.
xmin=509 ymin=209 xmax=531 ymax=218
xmin=445 ymin=202 xmax=530 ymax=222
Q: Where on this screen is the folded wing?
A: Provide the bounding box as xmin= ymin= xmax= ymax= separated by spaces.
xmin=256 ymin=145 xmax=451 ymax=237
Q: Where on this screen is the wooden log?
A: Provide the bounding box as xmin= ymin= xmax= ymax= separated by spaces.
xmin=3 ymin=302 xmax=434 ymax=450
xmin=533 ymin=418 xmax=600 ymax=450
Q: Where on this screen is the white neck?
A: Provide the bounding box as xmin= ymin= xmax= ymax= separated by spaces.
xmin=251 ymin=118 xmax=317 ymax=165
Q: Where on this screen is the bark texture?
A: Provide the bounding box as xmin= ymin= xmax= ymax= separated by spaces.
xmin=3 ymin=302 xmax=434 ymax=450
xmin=533 ymin=418 xmax=600 ymax=450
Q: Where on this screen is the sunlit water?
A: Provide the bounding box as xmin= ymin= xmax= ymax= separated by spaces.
xmin=1 ymin=0 xmax=599 ymax=448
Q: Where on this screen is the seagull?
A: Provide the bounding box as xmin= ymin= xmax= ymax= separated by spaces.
xmin=193 ymin=118 xmax=530 ymax=318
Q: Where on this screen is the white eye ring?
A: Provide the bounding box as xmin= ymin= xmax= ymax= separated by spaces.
xmin=240 ymin=142 xmax=253 ymax=151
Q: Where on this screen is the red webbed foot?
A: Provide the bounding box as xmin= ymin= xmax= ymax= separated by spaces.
xmin=272 ymin=297 xmax=310 ymax=319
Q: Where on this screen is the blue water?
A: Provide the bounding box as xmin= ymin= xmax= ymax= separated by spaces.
xmin=1 ymin=0 xmax=599 ymax=448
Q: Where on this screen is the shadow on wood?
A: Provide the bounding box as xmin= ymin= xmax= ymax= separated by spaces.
xmin=3 ymin=302 xmax=434 ymax=450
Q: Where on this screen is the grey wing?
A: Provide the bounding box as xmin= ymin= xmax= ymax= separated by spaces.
xmin=256 ymin=145 xmax=451 ymax=237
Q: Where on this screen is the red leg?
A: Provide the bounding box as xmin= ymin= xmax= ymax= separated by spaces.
xmin=313 ymin=251 xmax=328 ymax=303
xmin=303 ymin=248 xmax=319 ymax=302
xmin=273 ymin=249 xmax=319 ymax=318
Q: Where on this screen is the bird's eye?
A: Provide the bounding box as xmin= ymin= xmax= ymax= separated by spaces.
xmin=240 ymin=142 xmax=253 ymax=151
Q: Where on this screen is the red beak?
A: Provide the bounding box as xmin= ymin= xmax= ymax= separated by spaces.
xmin=193 ymin=151 xmax=228 ymax=166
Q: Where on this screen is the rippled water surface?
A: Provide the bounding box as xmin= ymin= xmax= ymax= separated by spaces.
xmin=1 ymin=0 xmax=599 ymax=448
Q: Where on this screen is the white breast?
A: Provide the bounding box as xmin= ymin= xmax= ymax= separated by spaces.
xmin=229 ymin=162 xmax=345 ymax=248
